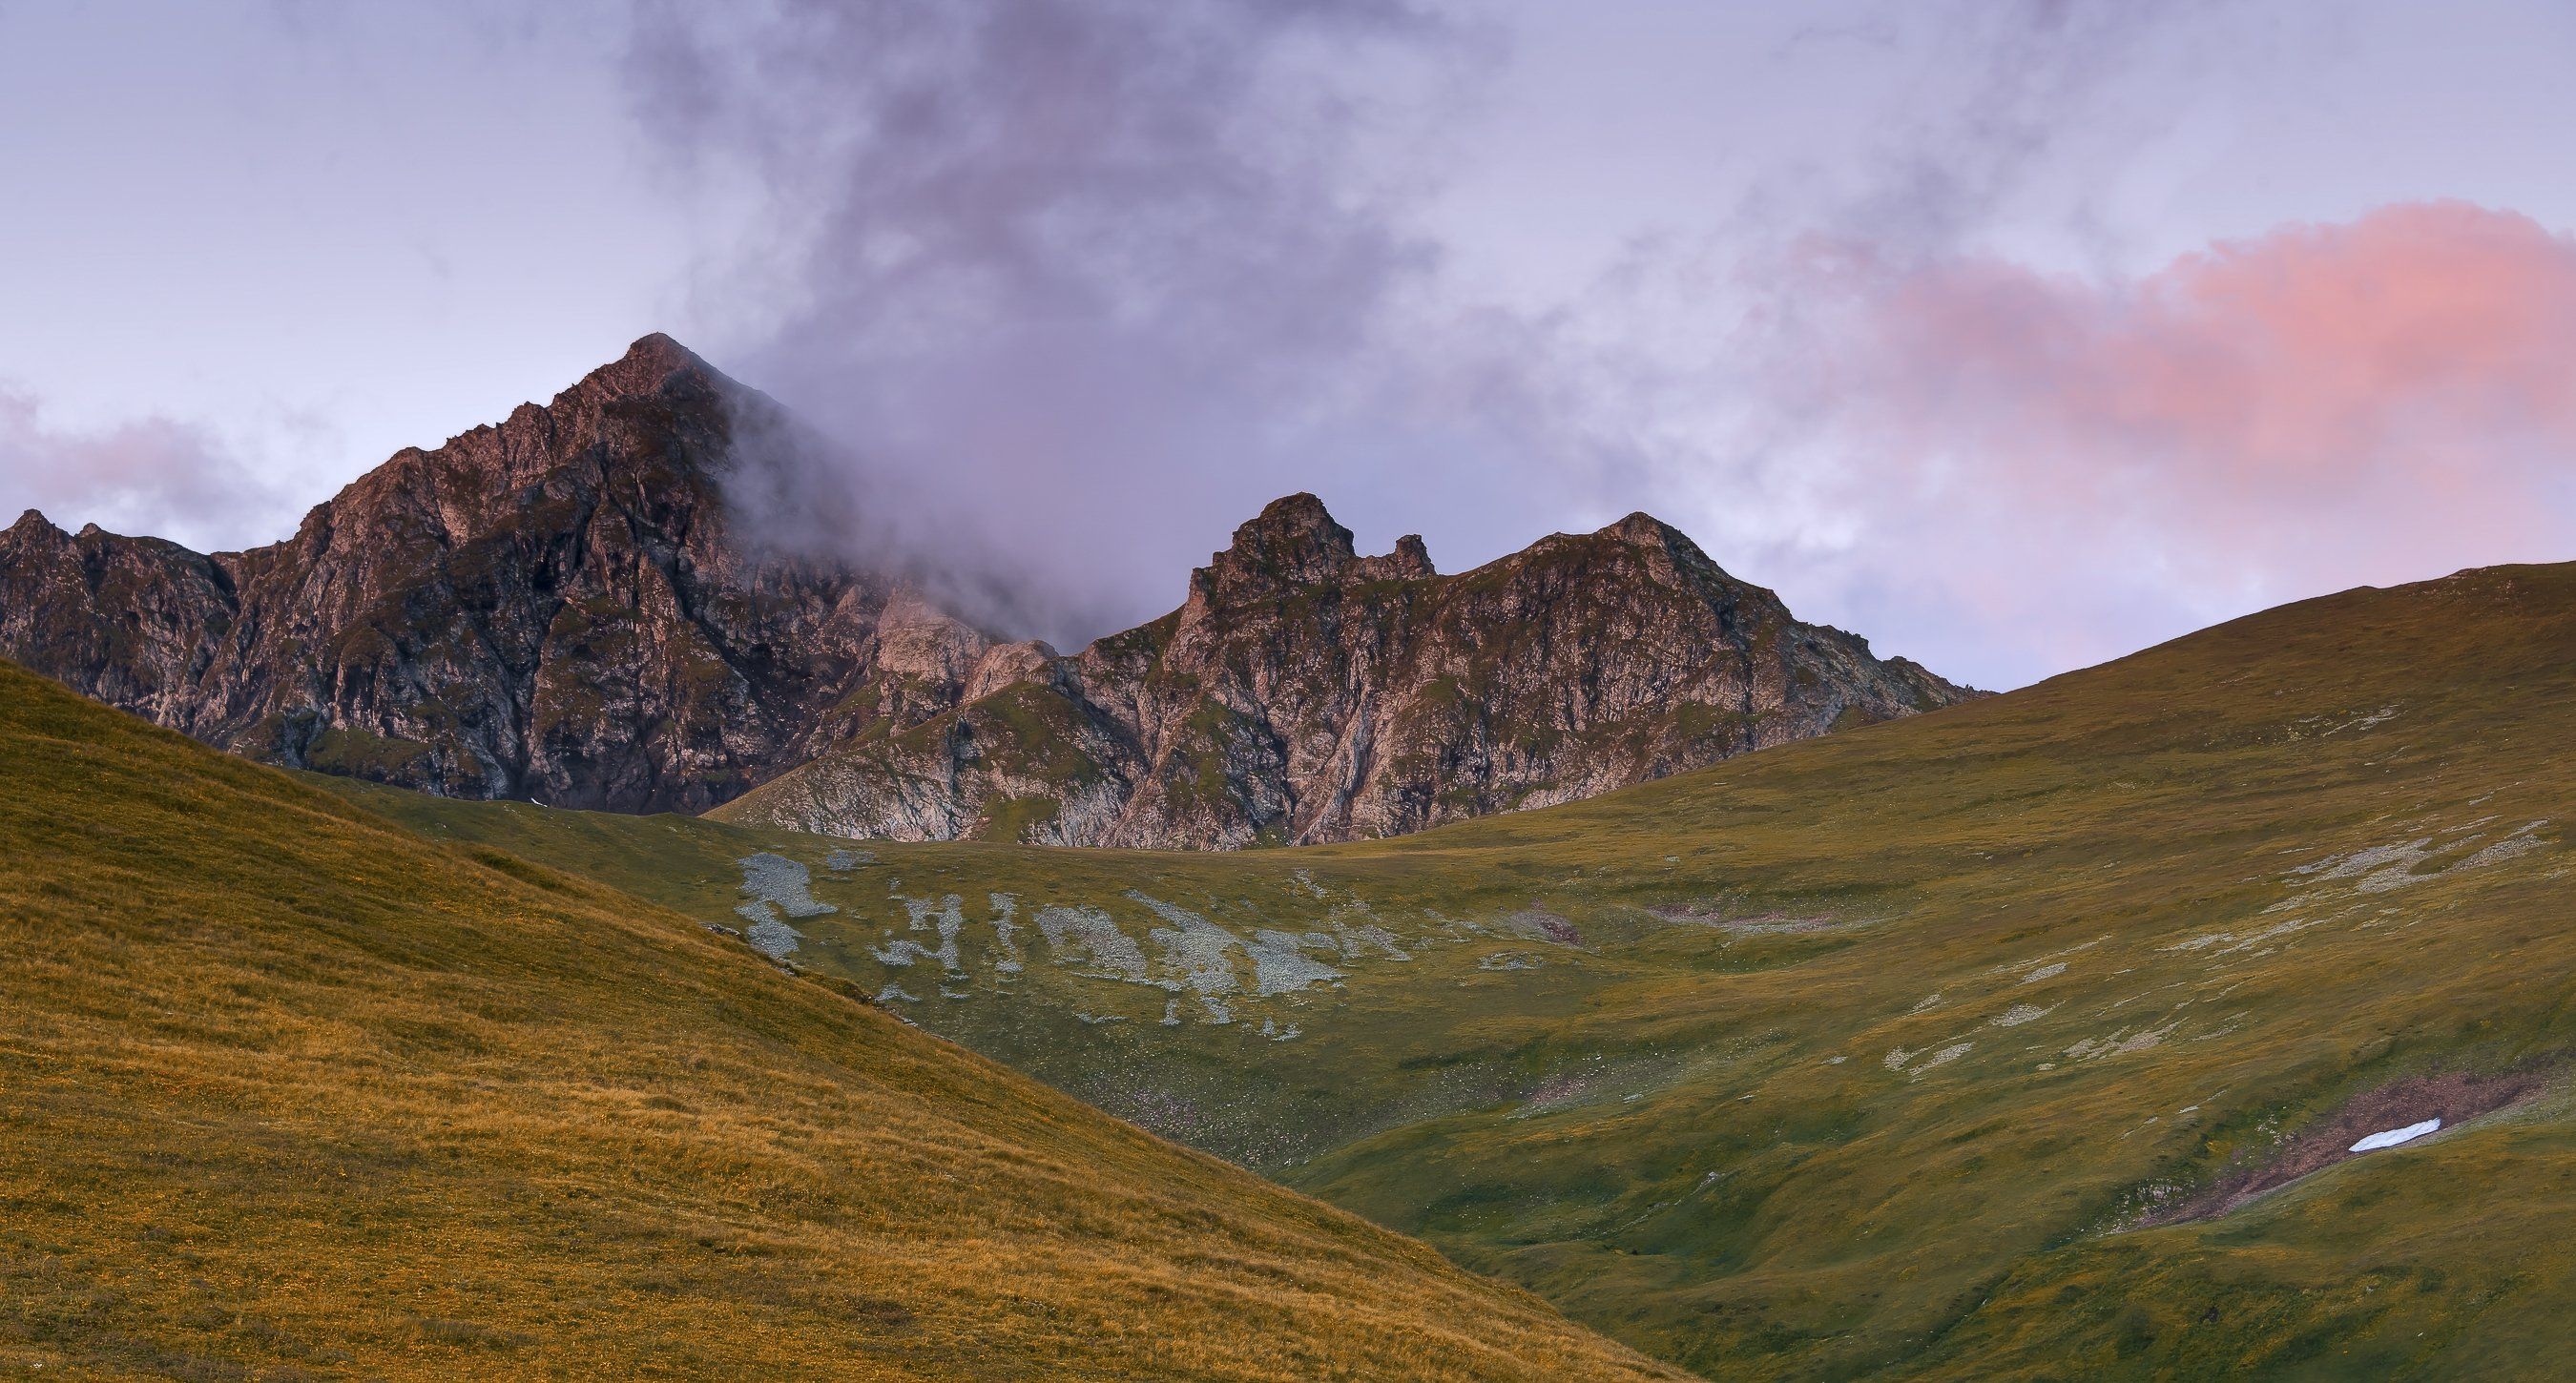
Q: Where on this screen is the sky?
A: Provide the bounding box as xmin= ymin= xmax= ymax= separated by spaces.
xmin=4 ymin=0 xmax=2575 ymax=689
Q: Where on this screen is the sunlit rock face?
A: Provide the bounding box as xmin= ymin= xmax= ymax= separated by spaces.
xmin=719 ymin=492 xmax=1978 ymax=849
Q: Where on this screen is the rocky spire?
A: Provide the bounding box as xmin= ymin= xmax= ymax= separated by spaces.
xmin=1194 ymin=493 xmax=1438 ymax=601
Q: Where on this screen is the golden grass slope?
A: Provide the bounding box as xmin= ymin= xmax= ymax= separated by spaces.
xmin=0 ymin=661 xmax=1682 ymax=1380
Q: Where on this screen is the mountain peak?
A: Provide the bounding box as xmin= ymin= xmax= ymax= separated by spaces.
xmin=1199 ymin=494 xmax=1439 ymax=595
xmin=1384 ymin=533 xmax=1435 ymax=581
xmin=1602 ymin=511 xmax=1683 ymax=547
xmin=1199 ymin=493 xmax=1361 ymax=596
xmin=551 ymin=332 xmax=725 ymax=411
xmin=1226 ymin=493 xmax=1357 ymax=570
xmin=621 ymin=331 xmax=704 ymax=374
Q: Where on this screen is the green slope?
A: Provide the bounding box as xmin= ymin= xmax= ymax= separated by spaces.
xmin=329 ymin=562 xmax=2576 ymax=1379
xmin=0 ymin=661 xmax=1683 ymax=1381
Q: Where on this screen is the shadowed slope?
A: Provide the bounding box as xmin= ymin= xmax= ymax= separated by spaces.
xmin=0 ymin=661 xmax=1681 ymax=1380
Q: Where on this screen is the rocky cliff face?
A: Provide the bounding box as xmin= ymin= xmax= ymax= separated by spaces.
xmin=2 ymin=340 xmax=1972 ymax=845
xmin=0 ymin=336 xmax=990 ymax=811
xmin=713 ymin=494 xmax=1976 ymax=848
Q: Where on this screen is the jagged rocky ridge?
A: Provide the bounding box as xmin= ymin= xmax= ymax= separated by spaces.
xmin=0 ymin=336 xmax=994 ymax=812
xmin=0 ymin=335 xmax=1974 ymax=846
xmin=714 ymin=493 xmax=1976 ymax=847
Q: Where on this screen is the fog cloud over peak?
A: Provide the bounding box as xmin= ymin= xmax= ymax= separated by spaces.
xmin=622 ymin=0 xmax=1650 ymax=647
xmin=617 ymin=0 xmax=2287 ymax=674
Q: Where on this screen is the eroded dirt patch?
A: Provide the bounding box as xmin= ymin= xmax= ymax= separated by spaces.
xmin=2135 ymin=1065 xmax=2549 ymax=1228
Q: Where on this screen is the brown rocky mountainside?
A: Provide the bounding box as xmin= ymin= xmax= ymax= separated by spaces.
xmin=712 ymin=493 xmax=1977 ymax=848
xmin=0 ymin=335 xmax=995 ymax=812
xmin=0 ymin=335 xmax=1973 ymax=847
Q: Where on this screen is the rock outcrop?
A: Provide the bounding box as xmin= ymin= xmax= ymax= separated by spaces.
xmin=0 ymin=336 xmax=989 ymax=811
xmin=713 ymin=493 xmax=1975 ymax=847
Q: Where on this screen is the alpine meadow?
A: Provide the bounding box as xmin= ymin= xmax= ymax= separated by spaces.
xmin=6 ymin=4 xmax=2576 ymax=1379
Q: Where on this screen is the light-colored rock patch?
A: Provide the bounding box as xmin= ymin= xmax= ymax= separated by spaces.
xmin=873 ymin=894 xmax=966 ymax=974
xmin=737 ymin=853 xmax=838 ymax=919
xmin=987 ymin=892 xmax=1024 ymax=974
xmin=744 ymin=917 xmax=802 ymax=960
xmin=1035 ymin=905 xmax=1152 ymax=982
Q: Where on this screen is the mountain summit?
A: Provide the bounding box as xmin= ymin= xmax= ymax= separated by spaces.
xmin=1199 ymin=492 xmax=1437 ymax=595
xmin=0 ymin=335 xmax=987 ymax=811
xmin=0 ymin=339 xmax=1972 ymax=844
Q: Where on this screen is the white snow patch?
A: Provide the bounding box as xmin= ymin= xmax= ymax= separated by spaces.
xmin=2350 ymin=1118 xmax=2441 ymax=1153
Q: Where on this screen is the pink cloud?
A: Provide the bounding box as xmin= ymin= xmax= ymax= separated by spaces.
xmin=1786 ymin=202 xmax=2576 ymax=683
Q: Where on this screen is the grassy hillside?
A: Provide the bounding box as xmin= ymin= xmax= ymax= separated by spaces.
xmin=328 ymin=562 xmax=2576 ymax=1380
xmin=0 ymin=661 xmax=1684 ymax=1380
